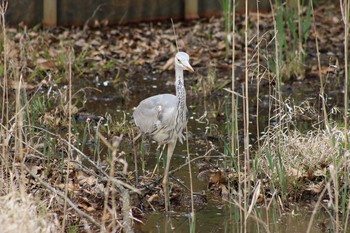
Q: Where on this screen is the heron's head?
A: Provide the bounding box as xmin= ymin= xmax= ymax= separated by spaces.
xmin=175 ymin=52 xmax=194 ymax=73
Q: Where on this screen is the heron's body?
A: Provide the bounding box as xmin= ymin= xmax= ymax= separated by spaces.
xmin=133 ymin=93 xmax=188 ymax=144
xmin=133 ymin=52 xmax=193 ymax=211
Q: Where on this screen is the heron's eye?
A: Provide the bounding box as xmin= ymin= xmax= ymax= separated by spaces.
xmin=177 ymin=58 xmax=181 ymax=63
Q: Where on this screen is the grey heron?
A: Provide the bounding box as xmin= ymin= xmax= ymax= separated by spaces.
xmin=133 ymin=51 xmax=194 ymax=211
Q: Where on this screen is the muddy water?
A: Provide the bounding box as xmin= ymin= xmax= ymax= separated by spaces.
xmin=75 ymin=68 xmax=344 ymax=232
xmin=135 ymin=203 xmax=330 ymax=233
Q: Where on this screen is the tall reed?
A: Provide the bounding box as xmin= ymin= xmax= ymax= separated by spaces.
xmin=186 ymin=126 xmax=196 ymax=233
xmin=341 ymin=0 xmax=349 ymax=146
xmin=256 ymin=0 xmax=261 ymax=147
xmin=61 ymin=48 xmax=73 ymax=232
xmin=222 ymin=0 xmax=232 ymax=57
xmin=243 ymin=0 xmax=250 ymax=231
xmin=341 ymin=0 xmax=350 ymax=231
xmin=0 ymin=1 xmax=9 ymax=184
xmin=230 ymin=3 xmax=247 ymax=231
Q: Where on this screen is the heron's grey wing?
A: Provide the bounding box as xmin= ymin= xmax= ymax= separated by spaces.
xmin=133 ymin=94 xmax=178 ymax=135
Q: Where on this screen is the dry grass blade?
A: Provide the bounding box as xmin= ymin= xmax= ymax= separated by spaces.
xmin=306 ymin=182 xmax=328 ymax=233
xmin=246 ymin=180 xmax=261 ymax=220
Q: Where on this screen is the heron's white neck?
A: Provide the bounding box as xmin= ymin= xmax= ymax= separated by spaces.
xmin=175 ymin=65 xmax=186 ymax=101
xmin=173 ymin=62 xmax=187 ymax=142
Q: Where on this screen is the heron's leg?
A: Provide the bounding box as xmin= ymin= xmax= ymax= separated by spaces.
xmin=163 ymin=141 xmax=176 ymax=212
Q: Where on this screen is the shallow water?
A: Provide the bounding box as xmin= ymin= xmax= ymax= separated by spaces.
xmin=74 ymin=67 xmax=344 ymax=232
xmin=134 ymin=202 xmax=331 ymax=233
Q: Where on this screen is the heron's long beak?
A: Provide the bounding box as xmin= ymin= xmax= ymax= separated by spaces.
xmin=183 ymin=61 xmax=194 ymax=73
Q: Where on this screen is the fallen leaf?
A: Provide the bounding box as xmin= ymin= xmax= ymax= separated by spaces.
xmin=209 ymin=170 xmax=227 ymax=184
xmin=219 ymin=184 xmax=229 ymax=201
xmin=147 ymin=194 xmax=159 ymax=203
xmin=36 ymin=58 xmax=58 ymax=70
xmin=78 ymin=203 xmax=95 ymax=212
